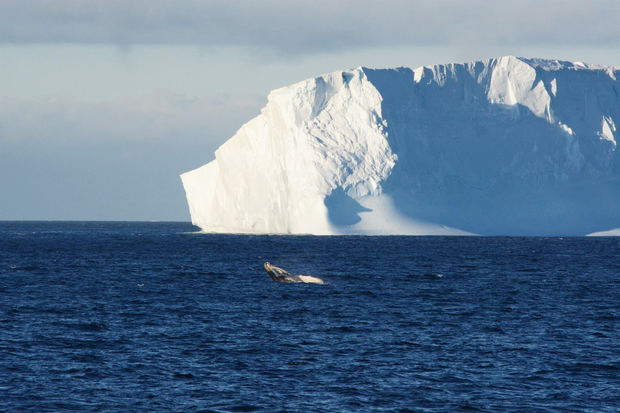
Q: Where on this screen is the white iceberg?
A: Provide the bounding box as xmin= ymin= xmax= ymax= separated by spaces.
xmin=587 ymin=228 xmax=620 ymax=236
xmin=182 ymin=56 xmax=619 ymax=235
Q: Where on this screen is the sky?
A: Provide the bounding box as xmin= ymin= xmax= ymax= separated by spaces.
xmin=1 ymin=0 xmax=620 ymax=221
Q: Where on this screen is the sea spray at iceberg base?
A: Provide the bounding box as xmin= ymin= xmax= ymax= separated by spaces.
xmin=181 ymin=56 xmax=620 ymax=235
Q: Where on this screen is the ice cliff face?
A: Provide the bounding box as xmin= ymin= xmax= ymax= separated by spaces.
xmin=181 ymin=56 xmax=620 ymax=235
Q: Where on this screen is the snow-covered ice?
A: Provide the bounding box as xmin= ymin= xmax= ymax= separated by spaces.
xmin=181 ymin=56 xmax=620 ymax=235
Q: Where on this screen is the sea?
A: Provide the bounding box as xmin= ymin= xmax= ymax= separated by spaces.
xmin=1 ymin=221 xmax=619 ymax=412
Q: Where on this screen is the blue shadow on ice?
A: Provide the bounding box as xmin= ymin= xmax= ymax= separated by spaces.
xmin=363 ymin=65 xmax=620 ymax=235
xmin=325 ymin=187 xmax=372 ymax=226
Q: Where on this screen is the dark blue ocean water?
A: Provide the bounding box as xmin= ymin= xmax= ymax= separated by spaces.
xmin=1 ymin=222 xmax=619 ymax=412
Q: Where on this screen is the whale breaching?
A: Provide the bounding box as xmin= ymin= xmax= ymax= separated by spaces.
xmin=263 ymin=262 xmax=325 ymax=284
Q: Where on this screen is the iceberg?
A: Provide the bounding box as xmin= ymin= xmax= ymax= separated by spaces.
xmin=181 ymin=56 xmax=620 ymax=235
xmin=587 ymin=228 xmax=620 ymax=237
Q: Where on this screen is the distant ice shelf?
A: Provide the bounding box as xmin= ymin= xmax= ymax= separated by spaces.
xmin=181 ymin=56 xmax=620 ymax=235
xmin=587 ymin=228 xmax=620 ymax=237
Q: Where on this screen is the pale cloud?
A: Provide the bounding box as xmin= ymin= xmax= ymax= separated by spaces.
xmin=0 ymin=0 xmax=618 ymax=54
xmin=0 ymin=92 xmax=264 ymax=220
xmin=0 ymin=93 xmax=264 ymax=144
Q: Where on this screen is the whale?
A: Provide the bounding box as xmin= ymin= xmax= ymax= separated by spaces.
xmin=263 ymin=262 xmax=325 ymax=284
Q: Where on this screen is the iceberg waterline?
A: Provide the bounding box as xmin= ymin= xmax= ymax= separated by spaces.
xmin=181 ymin=56 xmax=620 ymax=235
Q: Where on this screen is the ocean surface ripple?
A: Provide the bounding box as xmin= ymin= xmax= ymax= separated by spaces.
xmin=1 ymin=222 xmax=619 ymax=412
